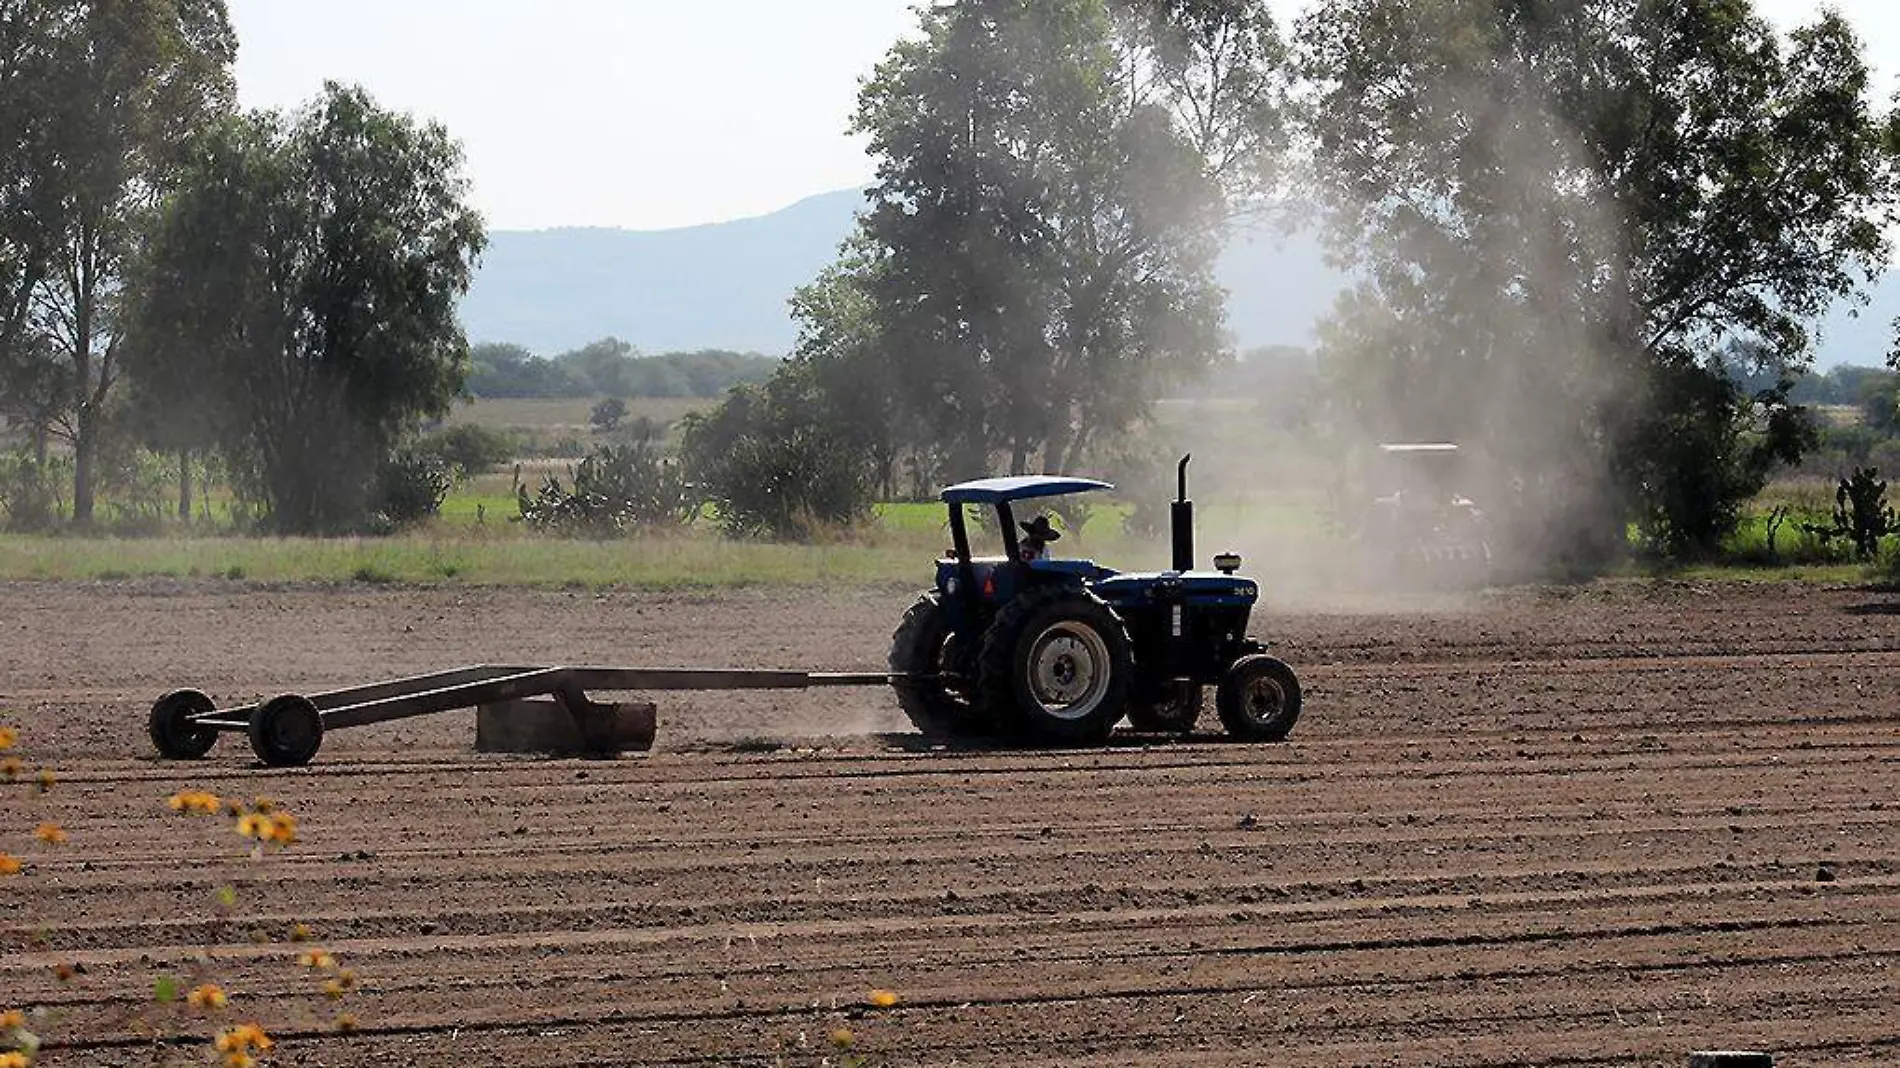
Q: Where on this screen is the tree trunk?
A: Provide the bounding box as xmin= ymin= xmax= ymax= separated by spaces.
xmin=72 ymin=407 xmax=95 ymax=526
xmin=177 ymin=448 xmax=193 ymax=521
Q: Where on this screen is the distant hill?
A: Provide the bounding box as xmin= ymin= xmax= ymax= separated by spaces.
xmin=460 ymin=187 xmax=1897 ymax=368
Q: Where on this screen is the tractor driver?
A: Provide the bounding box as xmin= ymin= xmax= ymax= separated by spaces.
xmin=1019 ymin=514 xmax=1060 ymax=562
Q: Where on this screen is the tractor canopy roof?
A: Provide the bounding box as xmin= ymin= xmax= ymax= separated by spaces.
xmin=939 ymin=475 xmax=1113 ymax=505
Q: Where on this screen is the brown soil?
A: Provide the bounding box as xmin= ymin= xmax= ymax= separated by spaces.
xmin=2 ymin=578 xmax=1896 ymax=1066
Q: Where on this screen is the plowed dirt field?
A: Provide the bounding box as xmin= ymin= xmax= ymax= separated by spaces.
xmin=2 ymin=579 xmax=1896 ymax=1066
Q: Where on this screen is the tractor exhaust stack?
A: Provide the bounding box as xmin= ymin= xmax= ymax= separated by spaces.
xmin=1172 ymin=454 xmax=1195 ymax=572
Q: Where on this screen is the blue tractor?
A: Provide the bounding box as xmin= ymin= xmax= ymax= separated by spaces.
xmin=889 ymin=456 xmax=1302 ymax=746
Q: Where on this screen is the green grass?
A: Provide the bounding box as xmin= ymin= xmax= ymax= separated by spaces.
xmin=0 ymin=531 xmax=940 ymax=588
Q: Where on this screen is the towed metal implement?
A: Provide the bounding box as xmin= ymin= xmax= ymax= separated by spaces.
xmin=149 ymin=664 xmax=897 ymax=767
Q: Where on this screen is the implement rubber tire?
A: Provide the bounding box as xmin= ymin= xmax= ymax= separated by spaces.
xmin=248 ymin=694 xmax=323 ymax=767
xmin=1126 ymin=684 xmax=1203 ymax=734
xmin=149 ymin=689 xmax=219 ymax=760
xmin=978 ymin=585 xmax=1132 ymax=746
xmin=1216 ymin=655 xmax=1302 ymax=743
xmin=889 ymin=591 xmax=978 ymax=740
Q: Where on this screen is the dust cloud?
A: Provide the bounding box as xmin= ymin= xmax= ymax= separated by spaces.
xmin=1141 ymin=50 xmax=1644 ymax=609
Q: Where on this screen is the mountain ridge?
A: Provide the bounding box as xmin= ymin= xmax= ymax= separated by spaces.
xmin=459 ymin=187 xmax=1897 ymax=368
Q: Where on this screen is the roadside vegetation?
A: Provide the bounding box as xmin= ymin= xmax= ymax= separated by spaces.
xmin=4 ymin=0 xmax=1900 ymax=593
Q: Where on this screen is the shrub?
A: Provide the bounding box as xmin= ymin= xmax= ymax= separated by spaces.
xmin=589 ymin=397 xmax=628 ymax=433
xmin=1626 ymin=363 xmax=1813 ymax=559
xmin=1833 ymin=466 xmax=1895 ymax=559
xmin=679 ymin=367 xmax=876 ymax=540
xmin=370 ymin=448 xmax=452 ymax=529
xmin=0 ymin=451 xmax=59 ymax=532
xmin=515 ymin=440 xmax=695 ymax=535
xmin=419 ymin=424 xmax=517 ymax=481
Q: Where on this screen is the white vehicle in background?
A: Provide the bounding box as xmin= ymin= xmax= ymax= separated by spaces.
xmin=1350 ymin=442 xmax=1493 ymax=584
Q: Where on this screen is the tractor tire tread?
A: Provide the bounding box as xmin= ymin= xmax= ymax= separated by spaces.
xmin=975 ymin=583 xmax=1133 ymax=746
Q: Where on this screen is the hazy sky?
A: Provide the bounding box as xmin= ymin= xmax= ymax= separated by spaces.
xmin=229 ymin=1 xmax=1900 ymax=233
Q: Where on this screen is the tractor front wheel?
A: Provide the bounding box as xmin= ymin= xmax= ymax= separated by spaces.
xmin=1216 ymin=655 xmax=1302 ymax=742
xmin=978 ymin=586 xmax=1132 ymax=746
xmin=889 ymin=592 xmax=979 ymax=740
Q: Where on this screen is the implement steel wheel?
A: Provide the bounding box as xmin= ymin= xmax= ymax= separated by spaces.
xmin=149 ymin=689 xmax=219 ymax=760
xmin=249 ymin=694 xmax=323 ymax=767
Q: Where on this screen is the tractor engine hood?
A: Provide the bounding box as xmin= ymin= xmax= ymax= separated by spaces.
xmin=1093 ymin=571 xmax=1259 ymax=607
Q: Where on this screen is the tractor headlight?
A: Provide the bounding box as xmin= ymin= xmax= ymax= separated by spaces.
xmin=1214 ymin=552 xmax=1242 ymax=575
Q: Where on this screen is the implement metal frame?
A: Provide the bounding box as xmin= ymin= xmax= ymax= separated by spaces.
xmin=161 ymin=664 xmax=906 ymax=767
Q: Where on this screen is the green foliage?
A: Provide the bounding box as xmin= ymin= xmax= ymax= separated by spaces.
xmin=1832 ymin=466 xmax=1895 ymax=559
xmin=1626 ymin=363 xmax=1816 ymax=558
xmin=464 ymin=340 xmax=777 ymax=400
xmin=466 ymin=342 xmax=582 ymax=397
xmin=679 ymin=366 xmax=876 ymax=539
xmin=371 ymin=448 xmax=453 ymax=529
xmin=123 ymin=82 xmax=485 ymax=534
xmin=418 ymin=423 xmax=517 ymax=481
xmin=0 ymin=450 xmax=58 ymax=532
xmin=1858 ymin=377 xmax=1900 ymax=434
xmin=589 ymin=396 xmax=628 ymax=433
xmin=0 ymin=0 xmax=237 ymax=525
xmin=800 ymin=0 xmax=1267 ymax=480
xmin=1297 ymin=0 xmax=1899 ymax=568
xmin=514 ymin=441 xmax=695 ymax=536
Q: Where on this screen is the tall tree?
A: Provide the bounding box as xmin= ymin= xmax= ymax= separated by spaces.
xmin=1 ymin=0 xmax=235 ymax=525
xmin=1296 ymin=0 xmax=1899 ymax=560
xmin=801 ymin=0 xmax=1278 ymax=479
xmin=123 ymin=83 xmax=486 ymax=532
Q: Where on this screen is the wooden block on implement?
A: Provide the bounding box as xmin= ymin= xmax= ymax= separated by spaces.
xmin=475 ymin=698 xmax=657 ymax=755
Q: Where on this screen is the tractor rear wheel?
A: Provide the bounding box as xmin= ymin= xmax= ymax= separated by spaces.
xmin=977 ymin=586 xmax=1132 ymax=746
xmin=889 ymin=592 xmax=979 ymax=740
xmin=1126 ymin=683 xmax=1203 ymax=733
xmin=1216 ymin=655 xmax=1302 ymax=742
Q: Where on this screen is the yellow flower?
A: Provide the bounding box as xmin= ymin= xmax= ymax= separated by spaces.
xmin=0 ymin=1008 xmax=23 ymax=1029
xmin=0 ymin=1051 xmax=27 ymax=1068
xmin=234 ymin=813 xmax=267 ymax=839
xmin=0 ymin=726 xmax=16 ymax=750
xmin=187 ymin=983 xmax=228 ymax=1010
xmin=213 ymin=1023 xmax=272 ymax=1053
xmin=321 ymin=978 xmax=346 ymax=1000
xmin=0 ymin=756 xmax=20 ymax=780
xmin=264 ymin=813 xmax=297 ymax=844
xmin=0 ymin=854 xmax=21 ymax=876
xmin=251 ymin=797 xmax=275 ymax=814
xmin=334 ymin=1012 xmax=359 ymax=1032
xmin=297 ymin=949 xmax=336 ymax=970
xmin=829 ymin=1027 xmax=855 ymax=1049
xmin=33 ymin=769 xmax=52 ymax=793
xmin=167 ymin=790 xmax=221 ymax=815
xmin=33 ymin=823 xmax=67 ymax=846
xmin=224 ymin=1054 xmax=255 ymax=1068
xmin=867 ymin=988 xmax=899 ymax=1008
xmin=288 ymin=923 xmax=313 ymax=942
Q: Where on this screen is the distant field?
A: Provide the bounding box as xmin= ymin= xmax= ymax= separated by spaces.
xmin=0 ymin=531 xmax=933 ymax=587
xmin=442 ymin=396 xmax=715 ymax=449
